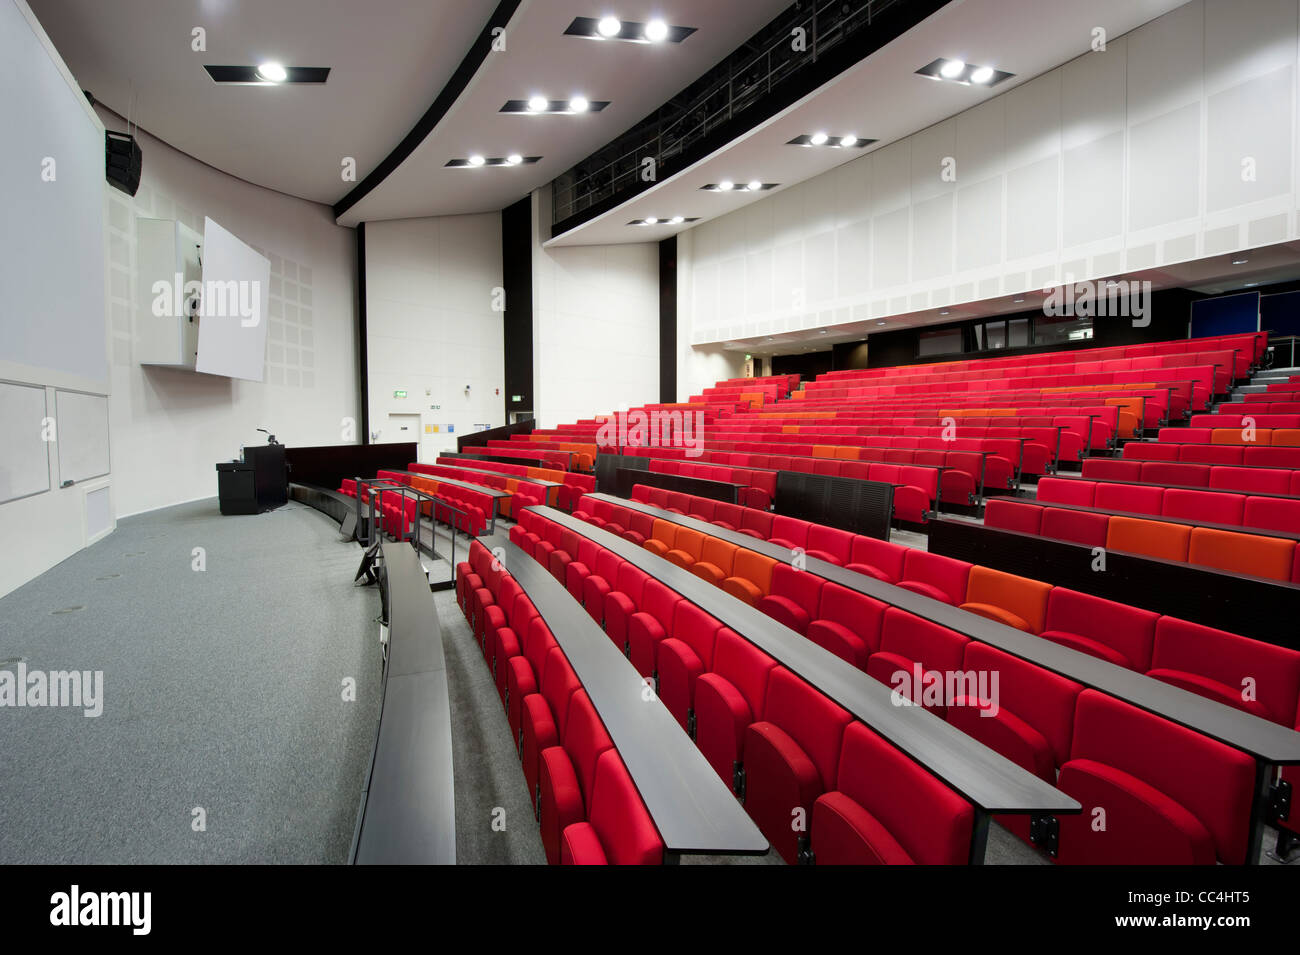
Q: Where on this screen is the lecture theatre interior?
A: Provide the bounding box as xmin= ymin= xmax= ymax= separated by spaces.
xmin=5 ymin=0 xmax=1300 ymax=899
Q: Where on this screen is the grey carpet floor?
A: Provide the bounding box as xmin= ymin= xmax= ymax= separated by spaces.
xmin=0 ymin=498 xmax=382 ymax=864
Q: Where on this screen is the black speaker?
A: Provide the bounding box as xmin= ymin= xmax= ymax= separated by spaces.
xmin=105 ymin=130 xmax=142 ymax=196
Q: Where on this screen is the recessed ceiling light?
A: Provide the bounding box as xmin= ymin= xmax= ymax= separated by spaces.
xmin=970 ymin=66 xmax=995 ymax=84
xmin=718 ymin=179 xmax=734 ymax=191
xmin=747 ymin=180 xmax=763 ymax=191
xmin=644 ymin=18 xmax=669 ymax=42
xmin=810 ymin=131 xmax=829 ymax=146
xmin=597 ymin=16 xmax=621 ymax=37
xmin=670 ymin=215 xmax=684 ymax=225
xmin=506 ymin=153 xmax=523 ymax=165
xmin=940 ymin=310 xmax=950 ymax=315
xmin=819 ymin=329 xmax=827 ymax=334
xmin=1232 ymin=258 xmax=1249 ymax=265
xmin=468 ymin=154 xmax=486 ymax=167
xmin=876 ymin=321 xmax=887 ymax=326
xmin=940 ymin=59 xmax=965 ymax=79
xmin=257 ymin=61 xmax=287 ymax=82
xmin=569 ymin=95 xmax=590 ymax=112
xmin=1013 ymin=298 xmax=1025 ymax=303
xmin=839 ymin=135 xmax=858 ymax=148
xmin=1244 ymin=282 xmax=1260 ymax=287
xmin=644 ymin=216 xmax=659 ymax=225
xmin=527 ymin=95 xmax=548 ymax=112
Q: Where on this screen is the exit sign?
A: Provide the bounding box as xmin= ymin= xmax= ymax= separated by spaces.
xmin=393 ymin=390 xmax=407 ymax=398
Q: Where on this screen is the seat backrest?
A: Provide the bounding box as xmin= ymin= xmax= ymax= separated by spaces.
xmin=1043 ymin=588 xmax=1158 ymax=671
xmin=585 ymin=750 xmax=664 ymax=865
xmin=650 ymin=519 xmax=678 ymax=549
xmin=848 ymin=536 xmax=908 ymax=581
xmin=899 ymin=550 xmax=972 ymax=605
xmin=1040 ymin=507 xmax=1109 ymax=547
xmin=614 ymin=563 xmax=650 ymax=606
xmin=961 ymin=565 xmax=1052 ymax=634
xmin=698 ymin=536 xmax=738 ymax=574
xmin=770 ymin=561 xmax=825 ymax=613
xmin=1186 ymin=527 xmax=1294 ymax=582
xmin=1068 ymin=690 xmax=1256 ymax=865
xmin=712 ymin=628 xmax=778 ymax=721
xmin=814 ymin=582 xmax=887 ymax=655
xmin=984 ymin=499 xmax=1043 ymax=535
xmin=1095 ymin=482 xmax=1164 ymax=516
xmin=1106 ymin=516 xmax=1191 ymax=562
xmin=1242 ymin=496 xmax=1300 ymax=535
xmin=770 ymin=515 xmax=812 ymax=548
xmin=1150 ymin=617 xmax=1300 ymax=726
xmin=731 ymin=549 xmax=777 ymax=595
xmin=1210 ymin=466 xmax=1290 ymax=495
xmin=807 ymin=525 xmax=855 ymax=563
xmin=740 ymin=508 xmax=774 ymax=537
xmin=830 ymin=721 xmax=973 ymax=865
xmin=762 ymin=668 xmax=853 ymax=794
xmin=540 ymin=647 xmax=582 ymax=738
xmin=712 ymin=502 xmax=745 ymax=527
xmin=878 ymin=607 xmax=968 ymax=674
xmin=960 ymin=642 xmax=1082 ymax=768
xmin=1037 ymin=477 xmax=1097 ymax=507
xmin=1161 ymin=488 xmax=1244 ymax=526
xmin=639 ymin=578 xmax=682 ymax=629
xmin=562 ymin=690 xmax=615 ymax=802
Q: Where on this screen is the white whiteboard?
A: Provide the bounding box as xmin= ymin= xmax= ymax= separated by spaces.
xmin=55 ymin=390 xmax=110 ymax=484
xmin=0 ymin=381 xmax=50 ymax=503
xmin=195 ymin=216 xmax=270 ymax=382
xmin=0 ymin=0 xmax=107 ymax=387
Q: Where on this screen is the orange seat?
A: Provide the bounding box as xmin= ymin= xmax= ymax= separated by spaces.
xmin=812 ymin=445 xmax=837 ymax=458
xmin=691 ymin=537 xmax=738 ymax=586
xmin=665 ymin=528 xmax=705 ymax=569
xmin=1211 ymin=428 xmax=1272 ymax=446
xmin=721 ymin=550 xmax=778 ymax=605
xmin=643 ymin=519 xmax=677 ymax=558
xmin=833 ymin=445 xmax=859 ymax=460
xmin=1106 ymin=516 xmax=1191 ymax=563
xmin=957 ymin=566 xmax=1052 ymax=634
xmin=1273 ymin=429 xmax=1300 ymax=447
xmin=1187 ymin=527 xmax=1295 ymax=583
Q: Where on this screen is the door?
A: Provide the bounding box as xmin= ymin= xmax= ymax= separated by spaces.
xmin=385 ymin=413 xmax=422 ymax=457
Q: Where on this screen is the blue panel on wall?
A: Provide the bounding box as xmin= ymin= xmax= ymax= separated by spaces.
xmin=1190 ymin=292 xmax=1260 ymax=339
xmin=1261 ymin=291 xmax=1300 ymax=338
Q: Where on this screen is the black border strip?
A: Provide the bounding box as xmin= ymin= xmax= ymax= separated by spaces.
xmin=659 ymin=236 xmax=677 ymax=402
xmin=357 ymin=221 xmax=369 ymax=444
xmin=332 ymin=0 xmax=524 ymax=221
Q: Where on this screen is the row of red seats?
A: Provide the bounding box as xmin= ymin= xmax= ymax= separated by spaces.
xmin=435 ymin=456 xmax=595 ymax=510
xmin=515 ymin=507 xmax=1266 ymax=865
xmin=509 ymin=511 xmax=980 ymax=864
xmin=339 ymin=476 xmax=488 ymax=537
xmin=986 ymin=498 xmax=1300 ymax=584
xmin=454 ymin=541 xmax=663 ymax=865
xmin=404 ymin=463 xmax=546 ymax=518
xmin=645 ymin=459 xmax=776 ymax=510
xmin=1125 ymin=439 xmax=1300 ymax=468
xmin=1037 ymin=476 xmax=1300 ymax=536
xmin=1156 ymin=427 xmax=1300 ymax=447
xmin=1083 ymin=457 xmax=1300 ymax=499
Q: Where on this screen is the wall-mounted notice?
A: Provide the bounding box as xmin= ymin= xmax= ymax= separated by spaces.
xmin=55 ymin=390 xmax=110 ymax=485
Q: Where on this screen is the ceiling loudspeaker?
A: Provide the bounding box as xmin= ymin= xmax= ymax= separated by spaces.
xmin=105 ymin=131 xmax=142 ymax=197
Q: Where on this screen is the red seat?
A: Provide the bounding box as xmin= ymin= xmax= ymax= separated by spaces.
xmin=865 ymin=608 xmax=969 ymax=716
xmin=1040 ymin=507 xmax=1109 ymax=547
xmin=601 ymin=564 xmax=650 ymax=654
xmin=1161 ymin=488 xmax=1244 ymax=525
xmin=1039 ymin=588 xmax=1158 ymax=671
xmin=559 ymin=750 xmax=663 ymax=865
xmin=657 ymin=603 xmax=723 ymax=731
xmin=805 ymin=525 xmax=855 ymax=565
xmin=756 ymin=563 xmax=826 ymax=635
xmin=694 ymin=629 xmax=777 ymax=787
xmin=626 ymin=579 xmax=682 ymax=678
xmin=895 ymin=550 xmax=972 ymax=605
xmin=537 ymin=690 xmax=613 ymax=864
xmin=810 ymin=722 xmax=973 ymax=865
xmin=1145 ymin=617 xmax=1300 ymax=726
xmin=769 ymin=515 xmax=812 ymax=551
xmin=805 ymin=583 xmax=887 ymax=669
xmin=984 ymin=499 xmax=1043 ymax=535
xmin=520 ymin=647 xmax=581 ymax=811
xmin=1056 ymin=691 xmax=1255 ymax=865
xmin=742 ymin=668 xmax=852 ymax=864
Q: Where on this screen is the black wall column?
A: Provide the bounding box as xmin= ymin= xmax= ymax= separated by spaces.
xmin=501 ymin=197 xmax=534 ymax=421
xmin=357 ymin=221 xmax=369 ymax=445
xmin=659 ymin=236 xmax=678 ymax=403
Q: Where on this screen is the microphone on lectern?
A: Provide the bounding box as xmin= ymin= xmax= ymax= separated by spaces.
xmin=256 ymin=428 xmax=279 ymax=445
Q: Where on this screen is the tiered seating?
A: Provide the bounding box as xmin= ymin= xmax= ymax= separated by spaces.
xmin=519 ymin=505 xmax=1284 ymax=865
xmin=453 ymin=541 xmax=662 ymax=864
xmin=405 ymin=463 xmax=545 ymax=518
xmin=338 ymin=475 xmax=487 ymax=537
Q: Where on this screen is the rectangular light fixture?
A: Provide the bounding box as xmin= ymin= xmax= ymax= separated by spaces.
xmin=446 ymin=156 xmax=542 ymax=167
xmin=915 ymin=59 xmax=1014 ymax=86
xmin=787 ymin=134 xmax=875 ymax=148
xmin=700 ymin=182 xmax=777 ymax=192
xmin=628 ymin=217 xmax=699 ymax=226
xmin=564 ymin=16 xmax=696 ymax=43
xmin=204 ymin=65 xmax=330 ymax=84
xmin=500 ymin=99 xmax=610 ymax=113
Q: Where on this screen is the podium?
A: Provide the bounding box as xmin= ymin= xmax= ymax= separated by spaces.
xmin=216 ymin=444 xmax=287 ymax=514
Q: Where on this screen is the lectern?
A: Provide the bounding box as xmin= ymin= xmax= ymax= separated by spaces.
xmin=216 ymin=445 xmax=287 ymax=514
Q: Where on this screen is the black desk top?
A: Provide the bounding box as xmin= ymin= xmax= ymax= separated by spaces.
xmin=352 ymin=540 xmax=456 ymax=863
xmin=484 ymin=534 xmax=769 ymax=857
xmin=594 ymin=494 xmax=1300 ymax=765
xmin=434 ymin=461 xmax=564 ymax=488
xmin=528 ymin=506 xmax=1080 ymax=814
xmin=387 ymin=470 xmax=510 ymax=499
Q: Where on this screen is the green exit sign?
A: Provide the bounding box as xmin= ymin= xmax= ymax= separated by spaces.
xmin=393 ymin=390 xmax=407 ymax=398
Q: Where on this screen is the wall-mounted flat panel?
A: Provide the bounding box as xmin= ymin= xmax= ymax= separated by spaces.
xmin=0 ymin=381 xmax=51 ymax=503
xmin=1063 ymin=132 xmax=1125 ymax=247
xmin=1128 ymin=102 xmax=1201 ymax=231
xmin=1005 ymin=156 xmax=1059 ymax=260
xmin=954 ymin=177 xmax=1003 ymax=272
xmin=911 ymin=193 xmax=955 ymax=281
xmin=55 ymin=390 xmax=110 ymax=485
xmin=1205 ymin=65 xmax=1293 ymax=211
xmin=195 ymin=217 xmax=271 ymax=381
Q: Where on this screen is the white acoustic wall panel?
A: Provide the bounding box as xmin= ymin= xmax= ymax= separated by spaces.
xmin=0 ymin=381 xmax=51 ymax=503
xmin=55 ymin=390 xmax=110 ymax=485
xmin=195 ymin=216 xmax=271 ymax=381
